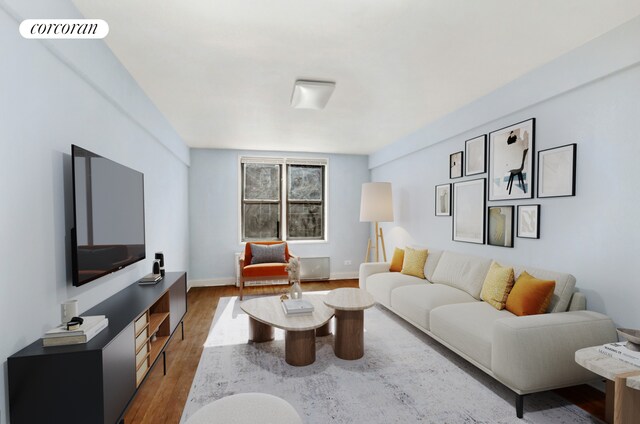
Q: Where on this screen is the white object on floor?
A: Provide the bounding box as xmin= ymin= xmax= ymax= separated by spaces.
xmin=185 ymin=393 xmax=302 ymax=424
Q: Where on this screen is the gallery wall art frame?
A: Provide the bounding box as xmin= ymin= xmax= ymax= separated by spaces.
xmin=434 ymin=183 xmax=452 ymax=216
xmin=465 ymin=134 xmax=486 ymax=176
xmin=487 ymin=205 xmax=514 ymax=248
xmin=537 ymin=143 xmax=577 ymax=198
xmin=450 ymin=151 xmax=463 ymax=179
xmin=517 ymin=204 xmax=540 ymax=239
xmin=452 ymin=178 xmax=485 ymax=244
xmin=488 ymin=118 xmax=535 ymax=201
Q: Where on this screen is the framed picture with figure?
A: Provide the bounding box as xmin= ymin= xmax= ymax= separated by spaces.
xmin=517 ymin=204 xmax=540 ymax=239
xmin=487 ymin=206 xmax=514 ymax=247
xmin=450 ymin=151 xmax=463 ymax=179
xmin=537 ymin=144 xmax=576 ymax=198
xmin=434 ymin=184 xmax=451 ymax=216
xmin=488 ymin=119 xmax=535 ymax=201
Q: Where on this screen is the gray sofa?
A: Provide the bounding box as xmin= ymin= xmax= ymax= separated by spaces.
xmin=359 ymin=249 xmax=617 ymax=418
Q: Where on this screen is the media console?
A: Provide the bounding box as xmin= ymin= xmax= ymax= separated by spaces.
xmin=8 ymin=272 xmax=187 ymax=424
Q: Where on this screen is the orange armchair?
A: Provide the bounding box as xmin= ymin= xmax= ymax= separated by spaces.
xmin=239 ymin=241 xmax=296 ymax=300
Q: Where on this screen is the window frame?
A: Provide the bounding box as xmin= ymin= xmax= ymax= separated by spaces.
xmin=239 ymin=156 xmax=328 ymax=243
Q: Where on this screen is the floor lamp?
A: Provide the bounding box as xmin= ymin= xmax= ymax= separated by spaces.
xmin=360 ymin=182 xmax=394 ymax=263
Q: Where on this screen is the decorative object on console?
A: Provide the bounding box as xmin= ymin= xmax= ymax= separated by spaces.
xmin=537 ymin=143 xmax=577 ymax=198
xmin=400 ymin=247 xmax=428 ymax=279
xmin=517 ymin=204 xmax=540 ymax=239
xmin=480 ymin=262 xmax=515 ymax=310
xmin=43 ymin=316 xmax=108 ymax=347
xmin=61 ymin=299 xmax=78 ymax=324
xmin=450 ymin=151 xmax=463 ymax=179
xmin=360 ymin=182 xmax=394 ymax=262
xmin=505 ymin=271 xmax=556 ymax=316
xmin=152 ymin=259 xmax=161 ymax=275
xmin=434 ymin=183 xmax=451 ymax=216
xmin=617 ymin=328 xmax=640 ymax=352
xmin=465 ymin=135 xmax=487 ymax=176
xmin=452 ymin=178 xmax=486 ymax=244
xmin=488 ymin=206 xmax=514 ymax=248
xmin=155 ymin=252 xmax=165 ymax=276
xmin=389 ymin=247 xmax=405 ymax=272
xmin=488 ymin=118 xmax=535 ymax=201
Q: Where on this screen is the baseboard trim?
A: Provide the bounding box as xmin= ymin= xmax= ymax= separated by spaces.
xmin=188 ymin=272 xmax=358 ymax=290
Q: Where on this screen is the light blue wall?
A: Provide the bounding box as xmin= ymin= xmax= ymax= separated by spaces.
xmin=189 ymin=149 xmax=370 ymax=284
xmin=0 ymin=2 xmax=190 ymax=422
xmin=370 ymin=20 xmax=640 ymax=329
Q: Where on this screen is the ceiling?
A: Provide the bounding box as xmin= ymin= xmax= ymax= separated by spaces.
xmin=72 ymin=1 xmax=640 ymax=155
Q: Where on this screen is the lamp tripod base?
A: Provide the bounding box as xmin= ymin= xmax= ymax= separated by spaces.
xmin=364 ymin=223 xmax=387 ymax=263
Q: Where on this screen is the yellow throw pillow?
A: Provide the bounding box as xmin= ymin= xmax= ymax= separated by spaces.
xmin=506 ymin=271 xmax=556 ymax=316
xmin=389 ymin=248 xmax=405 ymax=272
xmin=400 ymin=247 xmax=428 ymax=279
xmin=480 ymin=261 xmax=515 ymax=310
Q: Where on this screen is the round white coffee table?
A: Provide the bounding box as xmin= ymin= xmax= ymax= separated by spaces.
xmin=324 ymin=288 xmax=375 ymax=360
xmin=185 ymin=392 xmax=302 ymax=424
xmin=240 ymin=294 xmax=333 ymax=366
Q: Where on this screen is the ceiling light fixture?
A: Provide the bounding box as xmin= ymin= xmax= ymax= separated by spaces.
xmin=290 ymin=80 xmax=336 ymax=110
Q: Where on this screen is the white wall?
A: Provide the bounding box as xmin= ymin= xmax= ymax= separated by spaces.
xmin=189 ymin=149 xmax=369 ymax=286
xmin=371 ymin=21 xmax=640 ymax=329
xmin=0 ymin=2 xmax=189 ymax=422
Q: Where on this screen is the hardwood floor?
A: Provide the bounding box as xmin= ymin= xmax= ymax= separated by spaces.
xmin=123 ymin=279 xmax=605 ymax=423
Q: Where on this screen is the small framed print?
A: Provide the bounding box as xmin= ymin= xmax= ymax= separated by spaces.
xmin=517 ymin=204 xmax=540 ymax=239
xmin=465 ymin=135 xmax=486 ymax=176
xmin=537 ymin=144 xmax=576 ymax=198
xmin=450 ymin=151 xmax=463 ymax=179
xmin=488 ymin=118 xmax=535 ymax=201
xmin=435 ymin=183 xmax=451 ymax=216
xmin=452 ymin=178 xmax=486 ymax=244
xmin=488 ymin=206 xmax=514 ymax=248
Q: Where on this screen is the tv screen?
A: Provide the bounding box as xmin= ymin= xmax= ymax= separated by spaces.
xmin=71 ymin=145 xmax=146 ymax=286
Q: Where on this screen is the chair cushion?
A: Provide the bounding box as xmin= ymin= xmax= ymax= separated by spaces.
xmin=430 ymin=302 xmax=515 ymax=369
xmin=242 ymin=263 xmax=288 ymax=278
xmin=390 ymin=284 xmax=478 ymax=330
xmin=249 ymin=243 xmax=287 ymax=264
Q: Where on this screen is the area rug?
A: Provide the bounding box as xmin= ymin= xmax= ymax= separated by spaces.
xmin=181 ymin=295 xmax=601 ymax=424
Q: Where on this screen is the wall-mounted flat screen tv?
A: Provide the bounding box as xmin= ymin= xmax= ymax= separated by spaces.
xmin=71 ymin=145 xmax=146 ymax=286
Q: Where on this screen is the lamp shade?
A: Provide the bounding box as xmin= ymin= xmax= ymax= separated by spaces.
xmin=360 ymin=182 xmax=394 ymax=222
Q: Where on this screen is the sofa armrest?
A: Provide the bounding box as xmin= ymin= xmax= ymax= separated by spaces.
xmin=359 ymin=262 xmax=391 ymax=290
xmin=492 ymin=311 xmax=617 ymax=393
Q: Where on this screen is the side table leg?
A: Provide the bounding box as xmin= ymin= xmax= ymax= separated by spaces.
xmin=334 ymin=309 xmax=364 ymax=360
xmin=614 ymin=371 xmax=640 ymax=424
xmin=248 ymin=317 xmax=274 ymax=343
xmin=285 ymin=330 xmax=316 ymax=366
xmin=315 ymin=320 xmax=332 ymax=337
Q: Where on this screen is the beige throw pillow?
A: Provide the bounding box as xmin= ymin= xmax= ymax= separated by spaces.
xmin=480 ymin=261 xmax=515 ymax=310
xmin=400 ymin=247 xmax=428 ymax=279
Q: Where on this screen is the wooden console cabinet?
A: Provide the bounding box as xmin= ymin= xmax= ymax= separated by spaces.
xmin=8 ymin=272 xmax=187 ymax=424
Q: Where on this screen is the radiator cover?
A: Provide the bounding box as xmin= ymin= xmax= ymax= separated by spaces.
xmin=300 ymin=257 xmax=330 ymax=280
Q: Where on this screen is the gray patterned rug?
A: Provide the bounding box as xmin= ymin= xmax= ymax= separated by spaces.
xmin=181 ymin=295 xmax=601 ymax=424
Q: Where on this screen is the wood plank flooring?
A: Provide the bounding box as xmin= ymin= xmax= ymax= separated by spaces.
xmin=123 ymin=279 xmax=605 ymax=423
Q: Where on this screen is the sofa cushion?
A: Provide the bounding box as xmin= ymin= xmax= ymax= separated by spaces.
xmin=480 ymin=261 xmax=515 ymax=310
xmin=366 ymin=272 xmax=425 ymax=307
xmin=389 ymin=248 xmax=404 ymax=272
xmin=430 ymin=251 xmax=492 ymax=299
xmin=242 ymin=263 xmax=288 ymax=278
xmin=430 ymin=302 xmax=515 ymax=369
xmin=423 ymin=249 xmax=443 ymax=282
xmin=390 ymin=284 xmax=478 ymax=330
xmin=506 ymin=271 xmax=556 ymax=316
xmin=512 ymin=265 xmax=575 ymax=313
xmin=401 ymin=247 xmax=428 ymax=279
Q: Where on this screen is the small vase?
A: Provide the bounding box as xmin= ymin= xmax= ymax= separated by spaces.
xmin=290 ymin=280 xmax=302 ymax=299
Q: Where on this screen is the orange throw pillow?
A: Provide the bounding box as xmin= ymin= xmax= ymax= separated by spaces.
xmin=389 ymin=248 xmax=405 ymax=272
xmin=506 ymin=271 xmax=556 ymax=316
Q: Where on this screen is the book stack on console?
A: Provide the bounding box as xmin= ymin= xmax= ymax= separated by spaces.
xmin=43 ymin=315 xmax=109 ymax=347
xmin=598 ymin=341 xmax=640 ymax=368
xmin=281 ymin=299 xmax=314 ymax=315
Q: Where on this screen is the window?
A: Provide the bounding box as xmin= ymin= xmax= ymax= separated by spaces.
xmin=241 ymin=157 xmax=327 ymax=242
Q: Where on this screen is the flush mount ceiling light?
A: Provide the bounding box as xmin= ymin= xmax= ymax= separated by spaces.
xmin=290 ymin=80 xmax=336 ymax=110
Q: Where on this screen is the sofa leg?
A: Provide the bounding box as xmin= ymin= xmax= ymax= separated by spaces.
xmin=515 ymin=394 xmax=524 ymax=418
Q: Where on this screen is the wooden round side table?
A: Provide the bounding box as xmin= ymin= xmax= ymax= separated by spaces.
xmin=324 ymin=288 xmax=375 ymax=360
